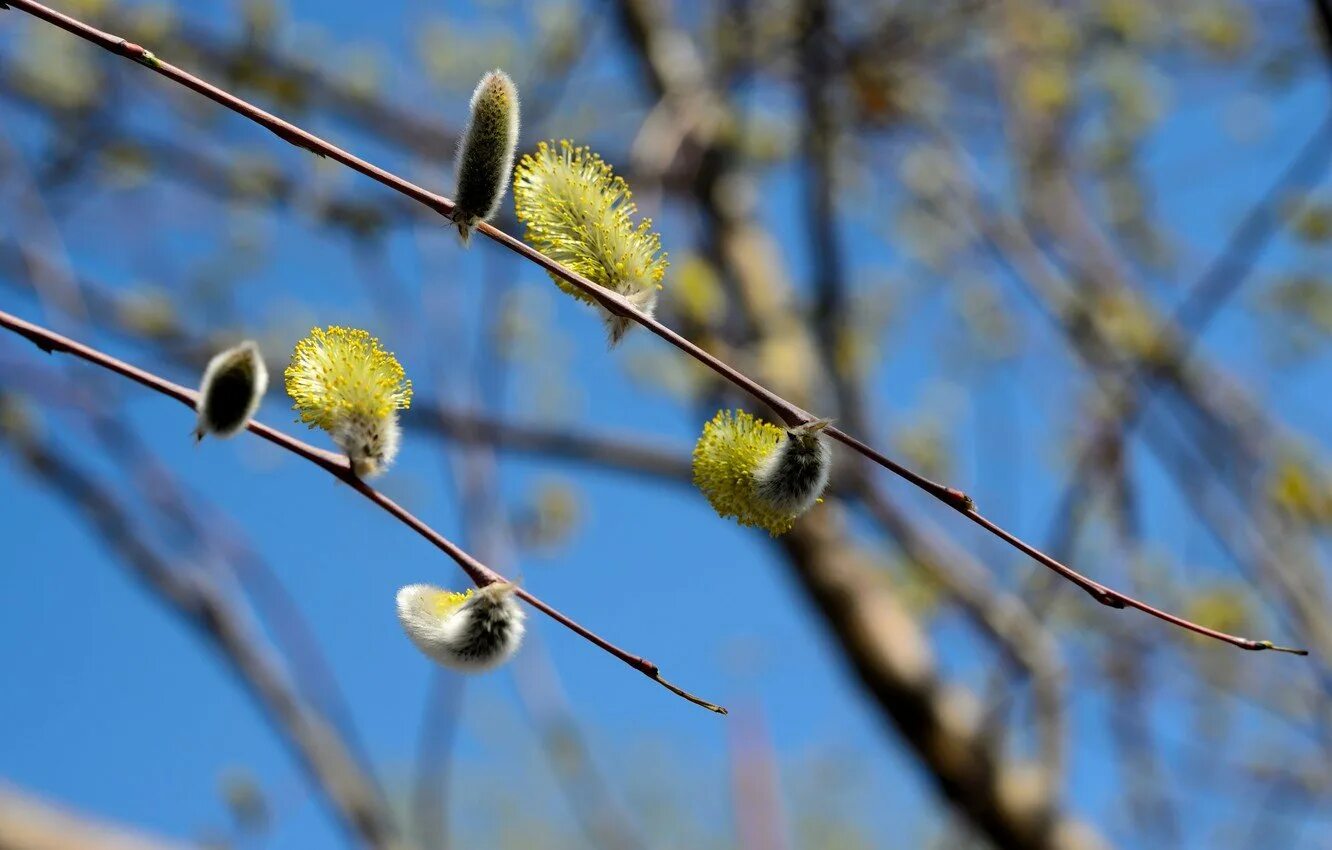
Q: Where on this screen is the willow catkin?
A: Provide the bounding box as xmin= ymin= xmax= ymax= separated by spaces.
xmin=692 ymin=411 xmax=832 ymax=535
xmin=284 ymin=326 xmax=413 ymax=477
xmin=396 ymin=582 xmax=526 ymax=671
xmin=452 ymin=69 xmax=520 ymax=244
xmin=195 ymin=341 xmax=268 ymax=440
xmin=513 ymin=140 xmax=667 ymax=345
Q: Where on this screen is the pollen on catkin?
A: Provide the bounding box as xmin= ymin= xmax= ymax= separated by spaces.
xmin=692 ymin=410 xmax=832 ymax=536
xmin=284 ymin=326 xmax=413 ymax=477
xmin=195 ymin=341 xmax=268 ymax=440
xmin=452 ymin=69 xmax=520 ymax=244
xmin=396 ymin=582 xmax=526 ymax=671
xmin=512 ymin=139 xmax=668 ymax=345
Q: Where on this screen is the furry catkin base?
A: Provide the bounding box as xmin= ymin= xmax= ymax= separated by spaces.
xmin=752 ymin=427 xmax=832 ymax=517
xmin=332 ymin=410 xmax=401 ymax=478
xmin=604 ymin=285 xmax=660 ymax=346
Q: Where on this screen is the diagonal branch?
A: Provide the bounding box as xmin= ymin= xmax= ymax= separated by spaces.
xmin=0 ymin=0 xmax=1305 ymax=656
xmin=0 ymin=307 xmax=724 ymax=713
xmin=0 ymin=418 xmax=411 ymax=850
xmin=778 ymin=505 xmax=1104 ymax=850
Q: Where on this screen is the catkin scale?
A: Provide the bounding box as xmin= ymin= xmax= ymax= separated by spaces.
xmin=195 ymin=341 xmax=268 ymax=440
xmin=452 ymin=70 xmax=520 ymax=244
xmin=396 ymin=582 xmax=526 ymax=672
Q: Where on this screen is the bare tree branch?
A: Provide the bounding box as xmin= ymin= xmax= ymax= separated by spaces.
xmin=778 ymin=505 xmax=1105 ymax=850
xmin=0 ymin=409 xmax=412 ymax=850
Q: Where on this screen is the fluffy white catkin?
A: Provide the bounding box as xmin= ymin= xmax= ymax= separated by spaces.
xmin=692 ymin=412 xmax=833 ymax=535
xmin=396 ymin=582 xmax=526 ymax=671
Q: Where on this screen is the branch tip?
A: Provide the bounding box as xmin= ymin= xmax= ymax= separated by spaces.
xmin=649 ymin=671 xmax=728 ymax=714
xmin=1254 ymin=640 xmax=1309 ymax=656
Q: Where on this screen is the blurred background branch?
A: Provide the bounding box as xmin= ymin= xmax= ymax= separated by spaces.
xmin=3 ymin=0 xmax=1331 ymax=847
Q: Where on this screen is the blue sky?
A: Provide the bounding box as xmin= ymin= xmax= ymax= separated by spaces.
xmin=2 ymin=1 xmax=1331 ymax=848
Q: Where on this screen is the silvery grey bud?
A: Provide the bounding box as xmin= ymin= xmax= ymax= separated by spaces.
xmin=195 ymin=341 xmax=268 ymax=440
xmin=452 ymin=69 xmax=520 ymax=244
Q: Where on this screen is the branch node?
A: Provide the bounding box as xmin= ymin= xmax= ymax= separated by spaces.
xmin=14 ymin=327 xmax=56 ymax=353
xmin=269 ymin=125 xmax=328 ymax=158
xmin=117 ymin=39 xmax=159 ymax=68
xmin=1087 ymin=587 xmax=1126 ymax=608
xmin=944 ymin=487 xmax=975 ymax=511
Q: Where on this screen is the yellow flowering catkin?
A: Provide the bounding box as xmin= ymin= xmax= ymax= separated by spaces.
xmin=512 ymin=140 xmax=668 ymax=345
xmin=284 ymin=326 xmax=413 ymax=477
xmin=452 ymin=69 xmax=520 ymax=244
xmin=692 ymin=410 xmax=832 ymax=536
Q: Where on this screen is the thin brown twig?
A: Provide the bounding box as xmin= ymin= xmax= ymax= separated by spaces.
xmin=0 ymin=418 xmax=411 ymax=850
xmin=0 ymin=123 xmax=385 ymax=765
xmin=0 ymin=0 xmax=1309 ymax=655
xmin=0 ymin=307 xmax=726 ymax=712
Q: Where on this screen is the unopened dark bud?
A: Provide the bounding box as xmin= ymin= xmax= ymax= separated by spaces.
xmin=196 ymin=341 xmax=268 ymax=440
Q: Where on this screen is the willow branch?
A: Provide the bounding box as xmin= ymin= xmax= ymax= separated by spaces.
xmin=0 ymin=421 xmax=411 ymax=850
xmin=777 ymin=504 xmax=1106 ymax=850
xmin=963 ymin=190 xmax=1332 ymax=664
xmin=0 ymin=0 xmax=944 ymax=485
xmin=0 ymin=307 xmax=725 ymax=712
xmin=0 ymin=0 xmax=1304 ymax=655
xmin=856 ymin=483 xmax=1067 ymax=782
